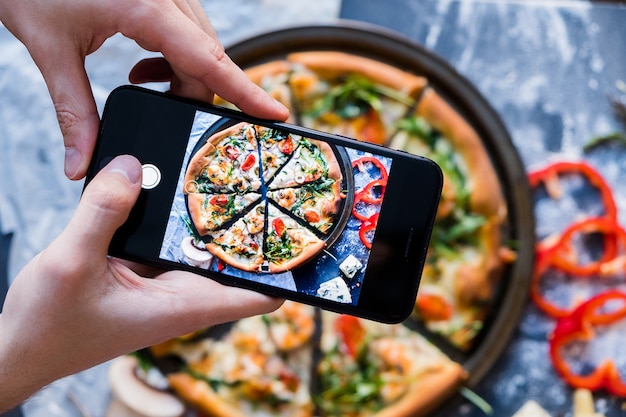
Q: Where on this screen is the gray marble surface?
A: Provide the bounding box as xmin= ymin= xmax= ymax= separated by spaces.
xmin=3 ymin=0 xmax=626 ymax=416
xmin=341 ymin=0 xmax=626 ymax=416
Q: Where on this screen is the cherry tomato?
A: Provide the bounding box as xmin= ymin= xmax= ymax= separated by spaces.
xmin=416 ymin=293 xmax=453 ymax=321
xmin=210 ymin=194 xmax=230 ymax=207
xmin=305 ymin=210 xmax=321 ymax=223
xmin=273 ymin=218 xmax=285 ymax=236
xmin=241 ymin=153 xmax=256 ymax=171
xmin=279 ymin=136 xmax=294 ymax=154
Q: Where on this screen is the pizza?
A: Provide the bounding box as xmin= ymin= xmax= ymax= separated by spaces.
xmin=147 ymin=301 xmax=466 ymax=417
xmin=133 ymin=50 xmax=516 ymax=417
xmin=215 ymin=51 xmax=514 ymax=350
xmin=183 ymin=122 xmax=344 ymax=273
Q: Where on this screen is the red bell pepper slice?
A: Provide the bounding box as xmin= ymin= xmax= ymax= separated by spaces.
xmin=531 ymin=217 xmax=626 ymax=318
xmin=549 ymin=290 xmax=626 ymax=396
xmin=529 ymin=161 xmax=618 ymax=264
xmin=358 ymin=213 xmax=379 ymax=249
xmin=352 ymin=156 xmax=389 ymax=183
xmin=528 ymin=161 xmax=617 ymax=220
xmin=358 ymin=179 xmax=387 ymax=204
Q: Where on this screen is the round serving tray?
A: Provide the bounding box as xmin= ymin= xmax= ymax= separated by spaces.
xmin=225 ymin=20 xmax=535 ymax=393
xmin=184 ymin=118 xmax=355 ymax=251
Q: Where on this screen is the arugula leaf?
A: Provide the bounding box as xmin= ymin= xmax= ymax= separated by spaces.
xmin=265 ymin=232 xmax=293 ymax=263
xmin=315 ymin=344 xmax=386 ymax=414
xmin=306 ymin=75 xmax=412 ymax=120
xmin=431 ymin=213 xmax=486 ymax=261
xmin=397 ymin=116 xmax=436 ymax=148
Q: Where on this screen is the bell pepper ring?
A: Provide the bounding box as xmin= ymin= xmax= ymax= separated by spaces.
xmin=352 ymin=156 xmax=389 ymax=183
xmin=549 ymin=290 xmax=626 ymax=396
xmin=528 ymin=161 xmax=617 ymax=220
xmin=358 ymin=213 xmax=379 ymax=249
xmin=529 ymin=161 xmax=619 ymax=264
xmin=531 ymin=217 xmax=626 ymax=318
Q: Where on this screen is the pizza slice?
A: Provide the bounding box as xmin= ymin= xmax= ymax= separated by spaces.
xmin=267 ymin=179 xmax=343 ymax=234
xmin=390 ymin=87 xmax=511 ymax=349
xmin=165 ymin=302 xmax=315 ymax=417
xmin=264 ymin=204 xmax=325 ymax=273
xmin=255 ymin=124 xmax=301 ymax=183
xmin=315 ymin=312 xmax=467 ymax=417
xmin=184 ymin=122 xmax=261 ymax=194
xmin=267 ymin=137 xmax=342 ymax=190
xmin=206 ymin=202 xmax=266 ymax=272
xmin=286 ymin=51 xmax=427 ymax=145
xmin=186 ymin=192 xmax=262 ymax=235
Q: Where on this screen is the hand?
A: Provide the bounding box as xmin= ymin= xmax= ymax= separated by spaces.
xmin=0 ymin=155 xmax=283 ymax=412
xmin=0 ymin=0 xmax=289 ymax=180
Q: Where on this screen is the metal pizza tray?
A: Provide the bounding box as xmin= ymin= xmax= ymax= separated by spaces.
xmin=224 ymin=20 xmax=535 ymax=395
xmin=184 ymin=118 xmax=355 ymax=250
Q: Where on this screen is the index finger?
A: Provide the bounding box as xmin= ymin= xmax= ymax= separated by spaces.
xmin=119 ymin=3 xmax=289 ymax=121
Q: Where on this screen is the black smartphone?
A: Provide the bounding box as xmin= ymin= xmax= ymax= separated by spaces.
xmin=86 ymin=85 xmax=442 ymax=323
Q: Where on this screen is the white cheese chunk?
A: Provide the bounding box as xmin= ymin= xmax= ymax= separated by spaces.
xmin=317 ymin=277 xmax=352 ymax=304
xmin=339 ymin=255 xmax=363 ymax=280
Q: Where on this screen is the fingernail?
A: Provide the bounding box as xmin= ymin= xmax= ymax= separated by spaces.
xmin=273 ymin=98 xmax=289 ymax=115
xmin=64 ymin=147 xmax=82 ymax=178
xmin=105 ymin=155 xmax=142 ymax=185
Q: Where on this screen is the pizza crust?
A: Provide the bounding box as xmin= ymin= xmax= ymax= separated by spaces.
xmin=187 ymin=194 xmax=212 ymax=233
xmin=269 ymin=239 xmax=326 ymax=273
xmin=168 ymin=373 xmax=247 ymax=417
xmin=374 ymin=362 xmax=467 ymax=417
xmin=168 ymin=373 xmax=314 ymax=417
xmin=204 ymin=243 xmax=262 ymax=272
xmin=287 ymin=51 xmax=428 ymax=96
xmin=312 ymin=139 xmax=343 ymax=183
xmin=414 ymin=88 xmax=506 ymax=220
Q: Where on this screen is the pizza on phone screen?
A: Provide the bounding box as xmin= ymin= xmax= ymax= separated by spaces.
xmin=183 ymin=121 xmax=344 ymax=273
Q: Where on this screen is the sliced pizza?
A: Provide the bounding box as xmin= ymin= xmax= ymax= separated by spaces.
xmin=166 ymin=303 xmax=315 ymax=417
xmin=184 ymin=122 xmax=261 ymax=194
xmin=265 ymin=204 xmax=325 ymax=273
xmin=315 ymin=313 xmax=467 ymax=417
xmin=390 ymin=87 xmax=510 ymax=349
xmin=206 ymin=202 xmax=266 ymax=272
xmin=255 ymin=124 xmax=301 ymax=182
xmin=267 ymin=179 xmax=344 ymax=234
xmin=187 ymin=192 xmax=262 ymax=234
xmin=267 ymin=138 xmax=342 ymax=190
xmin=286 ymin=51 xmax=427 ymax=145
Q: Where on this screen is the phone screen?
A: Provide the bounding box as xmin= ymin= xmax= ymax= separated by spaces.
xmin=158 ymin=110 xmax=393 ymax=306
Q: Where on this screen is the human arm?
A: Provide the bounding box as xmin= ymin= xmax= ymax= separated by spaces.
xmin=0 ymin=0 xmax=289 ymax=180
xmin=0 ymin=155 xmax=283 ymax=412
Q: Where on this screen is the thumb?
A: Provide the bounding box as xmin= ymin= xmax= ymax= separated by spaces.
xmin=60 ymin=155 xmax=142 ymax=259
